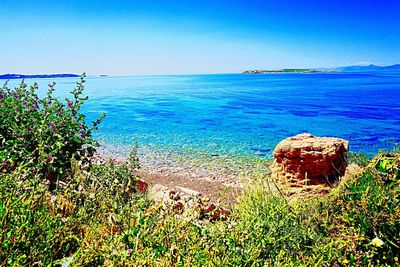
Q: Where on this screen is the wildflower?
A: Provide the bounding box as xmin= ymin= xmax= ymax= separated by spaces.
xmin=0 ymin=92 xmax=5 ymax=99
xmin=371 ymin=237 xmax=384 ymax=247
xmin=28 ymin=126 xmax=33 ymax=131
xmin=67 ymin=102 xmax=72 ymax=107
xmin=46 ymin=156 xmax=54 ymax=163
xmin=79 ymin=124 xmax=84 ymax=129
xmin=2 ymin=162 xmax=8 ymax=167
xmin=79 ymin=134 xmax=85 ymax=138
xmin=127 ymin=249 xmax=133 ymax=254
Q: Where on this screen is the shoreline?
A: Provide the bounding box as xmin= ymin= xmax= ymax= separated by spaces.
xmin=95 ymin=145 xmax=271 ymax=204
xmin=97 ymin=145 xmax=270 ymax=186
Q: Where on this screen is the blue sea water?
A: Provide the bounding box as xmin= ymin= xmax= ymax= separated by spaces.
xmin=4 ymin=72 xmax=400 ymax=159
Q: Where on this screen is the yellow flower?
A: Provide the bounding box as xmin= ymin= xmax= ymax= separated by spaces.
xmin=342 ymin=259 xmax=350 ymax=264
xmin=371 ymin=237 xmax=384 ymax=247
xmin=394 ymin=257 xmax=398 ymax=262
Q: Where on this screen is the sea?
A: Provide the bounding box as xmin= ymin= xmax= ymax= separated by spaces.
xmin=4 ymin=72 xmax=400 ymax=161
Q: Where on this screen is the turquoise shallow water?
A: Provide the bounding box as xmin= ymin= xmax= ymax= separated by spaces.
xmin=4 ymin=72 xmax=400 ymax=159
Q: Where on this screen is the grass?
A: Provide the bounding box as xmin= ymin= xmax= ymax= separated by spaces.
xmin=1 ymin=152 xmax=399 ymax=266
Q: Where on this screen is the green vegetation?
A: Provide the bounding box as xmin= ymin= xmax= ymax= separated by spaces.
xmin=1 ymin=77 xmax=399 ymax=266
xmin=0 ymin=75 xmax=105 ymax=190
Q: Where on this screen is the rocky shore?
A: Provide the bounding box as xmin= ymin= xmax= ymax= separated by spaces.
xmin=93 ymin=147 xmax=254 ymax=205
xmin=94 ymin=133 xmax=356 ymax=203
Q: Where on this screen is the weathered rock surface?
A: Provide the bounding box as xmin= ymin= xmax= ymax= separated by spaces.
xmin=272 ymin=133 xmax=349 ymax=185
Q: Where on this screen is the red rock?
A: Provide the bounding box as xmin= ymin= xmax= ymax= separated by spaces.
xmin=273 ymin=133 xmax=349 ymax=183
xmin=136 ymin=179 xmax=148 ymax=193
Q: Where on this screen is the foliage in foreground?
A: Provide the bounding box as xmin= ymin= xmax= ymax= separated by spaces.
xmin=1 ymin=78 xmax=399 ymax=266
xmin=0 ymin=75 xmax=105 ymax=189
xmin=1 ymin=153 xmax=399 ymax=266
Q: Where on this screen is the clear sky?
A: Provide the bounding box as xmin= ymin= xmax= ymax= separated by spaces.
xmin=1 ymin=0 xmax=400 ymax=75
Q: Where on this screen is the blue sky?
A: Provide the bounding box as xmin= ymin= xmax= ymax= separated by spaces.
xmin=1 ymin=0 xmax=400 ymax=75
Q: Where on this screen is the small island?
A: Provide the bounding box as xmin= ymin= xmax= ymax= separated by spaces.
xmin=0 ymin=73 xmax=79 ymax=79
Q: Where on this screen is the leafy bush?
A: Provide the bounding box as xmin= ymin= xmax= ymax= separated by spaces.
xmin=0 ymin=74 xmax=105 ymax=187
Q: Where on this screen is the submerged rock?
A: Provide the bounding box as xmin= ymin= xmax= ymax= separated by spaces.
xmin=272 ymin=133 xmax=349 ymax=185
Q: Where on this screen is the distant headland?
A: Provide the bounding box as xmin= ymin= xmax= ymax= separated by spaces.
xmin=243 ymin=64 xmax=400 ymax=74
xmin=0 ymin=73 xmax=79 ymax=79
xmin=242 ymin=69 xmax=337 ymax=74
xmin=337 ymin=64 xmax=400 ymax=72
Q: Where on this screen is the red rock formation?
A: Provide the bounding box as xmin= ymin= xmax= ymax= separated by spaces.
xmin=273 ymin=133 xmax=349 ymax=184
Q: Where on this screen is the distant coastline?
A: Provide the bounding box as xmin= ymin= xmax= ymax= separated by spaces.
xmin=242 ymin=64 xmax=400 ymax=74
xmin=242 ymin=69 xmax=337 ymax=74
xmin=0 ymin=73 xmax=79 ymax=79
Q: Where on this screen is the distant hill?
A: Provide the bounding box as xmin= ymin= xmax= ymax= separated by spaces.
xmin=242 ymin=69 xmax=338 ymax=74
xmin=0 ymin=73 xmax=79 ymax=79
xmin=338 ymin=64 xmax=400 ymax=72
xmin=242 ymin=64 xmax=400 ymax=74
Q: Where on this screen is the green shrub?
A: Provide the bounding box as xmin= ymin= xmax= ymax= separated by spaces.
xmin=208 ymin=177 xmax=329 ymax=266
xmin=0 ymin=153 xmax=146 ymax=266
xmin=0 ymin=74 xmax=105 ymax=188
xmin=71 ymin=154 xmax=143 ymax=223
xmin=322 ymin=153 xmax=400 ymax=266
xmin=0 ymin=172 xmax=82 ymax=266
xmin=347 ymin=152 xmax=371 ymax=167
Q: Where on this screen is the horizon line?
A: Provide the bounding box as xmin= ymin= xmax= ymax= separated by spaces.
xmin=1 ymin=63 xmax=399 ymax=78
